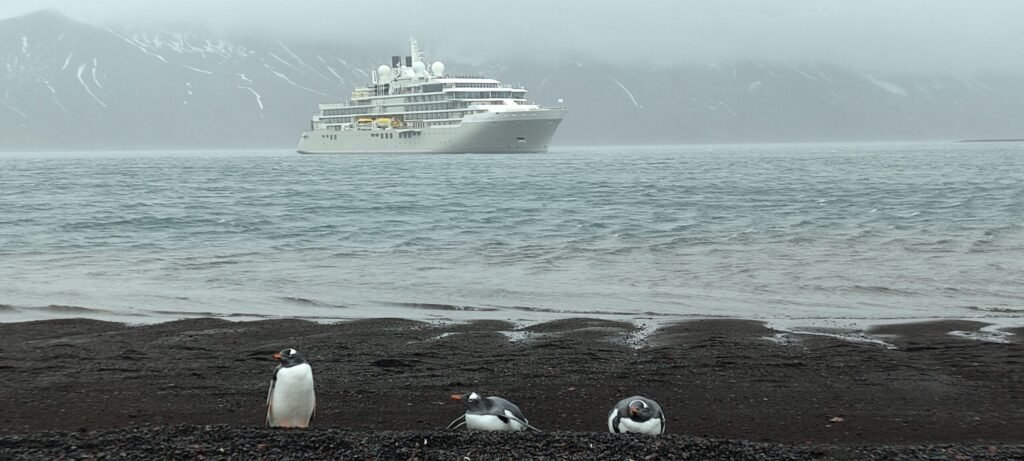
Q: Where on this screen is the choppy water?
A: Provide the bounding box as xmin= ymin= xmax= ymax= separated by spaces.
xmin=2 ymin=143 xmax=1023 ymax=329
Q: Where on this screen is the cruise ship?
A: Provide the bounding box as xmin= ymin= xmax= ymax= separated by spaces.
xmin=296 ymin=39 xmax=565 ymax=154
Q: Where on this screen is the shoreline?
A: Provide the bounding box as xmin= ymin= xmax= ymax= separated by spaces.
xmin=4 ymin=304 xmax=1024 ymax=348
xmin=1 ymin=317 xmax=1023 ymax=458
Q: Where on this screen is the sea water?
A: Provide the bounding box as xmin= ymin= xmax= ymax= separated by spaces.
xmin=1 ymin=143 xmax=1022 ymax=329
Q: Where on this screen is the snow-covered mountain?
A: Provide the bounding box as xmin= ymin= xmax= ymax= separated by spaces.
xmin=2 ymin=10 xmax=1022 ymax=151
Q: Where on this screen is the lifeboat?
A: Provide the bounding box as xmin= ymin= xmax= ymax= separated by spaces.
xmin=375 ymin=117 xmax=392 ymax=128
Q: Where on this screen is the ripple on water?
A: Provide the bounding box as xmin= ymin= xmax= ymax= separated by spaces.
xmin=0 ymin=144 xmax=1023 ymax=326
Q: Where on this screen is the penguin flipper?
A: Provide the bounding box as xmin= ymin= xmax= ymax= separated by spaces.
xmin=610 ymin=411 xmax=622 ymax=433
xmin=446 ymin=414 xmax=466 ymax=430
xmin=504 ymin=412 xmax=542 ymax=432
xmin=265 ymin=379 xmax=276 ymax=426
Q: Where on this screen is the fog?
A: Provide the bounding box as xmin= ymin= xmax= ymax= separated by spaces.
xmin=2 ymin=0 xmax=1023 ymax=73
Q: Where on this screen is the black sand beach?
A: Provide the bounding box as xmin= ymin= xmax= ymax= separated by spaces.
xmin=1 ymin=317 xmax=1023 ymax=459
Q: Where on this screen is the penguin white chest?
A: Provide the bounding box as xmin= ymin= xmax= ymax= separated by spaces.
xmin=465 ymin=411 xmax=525 ymax=431
xmin=617 ymin=416 xmax=663 ymax=435
xmin=268 ymin=363 xmax=315 ymax=428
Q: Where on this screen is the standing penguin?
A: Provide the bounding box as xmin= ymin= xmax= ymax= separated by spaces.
xmin=266 ymin=348 xmax=316 ymax=428
xmin=447 ymin=392 xmax=541 ymax=432
xmin=608 ymin=396 xmax=665 ymax=435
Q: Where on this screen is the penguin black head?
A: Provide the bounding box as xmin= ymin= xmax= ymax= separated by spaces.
xmin=273 ymin=348 xmax=307 ymax=367
xmin=451 ymin=392 xmax=486 ymax=412
xmin=627 ymin=399 xmax=655 ymax=421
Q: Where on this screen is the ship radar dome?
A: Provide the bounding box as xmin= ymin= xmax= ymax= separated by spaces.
xmin=431 ymin=61 xmax=445 ymax=76
xmin=377 ymin=65 xmax=392 ymax=80
xmin=412 ymin=61 xmax=427 ymax=75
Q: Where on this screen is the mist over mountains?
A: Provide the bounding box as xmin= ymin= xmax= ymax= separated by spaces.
xmin=2 ymin=10 xmax=1022 ymax=151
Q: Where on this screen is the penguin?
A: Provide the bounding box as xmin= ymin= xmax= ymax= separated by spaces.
xmin=608 ymin=396 xmax=665 ymax=435
xmin=266 ymin=348 xmax=316 ymax=428
xmin=447 ymin=392 xmax=541 ymax=432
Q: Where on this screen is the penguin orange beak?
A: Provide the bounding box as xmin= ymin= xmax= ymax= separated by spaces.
xmin=273 ymin=353 xmax=282 ymax=360
xmin=450 ymin=394 xmax=463 ymax=401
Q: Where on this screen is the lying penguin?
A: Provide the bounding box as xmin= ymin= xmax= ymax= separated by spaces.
xmin=266 ymin=348 xmax=316 ymax=428
xmin=608 ymin=395 xmax=665 ymax=435
xmin=447 ymin=392 xmax=541 ymax=432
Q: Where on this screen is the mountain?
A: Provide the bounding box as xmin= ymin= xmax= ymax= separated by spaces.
xmin=2 ymin=10 xmax=1023 ymax=151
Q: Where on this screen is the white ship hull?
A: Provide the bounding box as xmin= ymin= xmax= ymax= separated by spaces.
xmin=297 ymin=108 xmax=565 ymax=154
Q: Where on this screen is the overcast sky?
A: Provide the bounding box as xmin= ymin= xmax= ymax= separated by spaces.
xmin=2 ymin=0 xmax=1022 ymax=73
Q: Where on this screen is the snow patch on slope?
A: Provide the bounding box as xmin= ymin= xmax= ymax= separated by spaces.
xmin=609 ymin=75 xmax=643 ymax=108
xmin=278 ymin=42 xmax=331 ymax=82
xmin=106 ymin=28 xmax=169 ymax=64
xmin=1 ymin=98 xmax=28 ymax=118
xmin=183 ymin=65 xmax=213 ymax=74
xmin=77 ymin=63 xmax=107 ymax=107
xmin=238 ymin=86 xmax=265 ymax=118
xmin=864 ymin=74 xmax=908 ymax=96
xmin=43 ymin=79 xmax=70 ymax=113
xmin=91 ymin=58 xmax=102 ymax=88
xmin=271 ymin=70 xmax=337 ymax=98
xmin=317 ymin=55 xmax=346 ymax=85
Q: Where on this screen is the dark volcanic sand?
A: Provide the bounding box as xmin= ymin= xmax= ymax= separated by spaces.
xmin=1 ymin=318 xmax=1023 ymax=460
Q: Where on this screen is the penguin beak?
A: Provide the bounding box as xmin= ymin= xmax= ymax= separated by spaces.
xmin=629 ymin=407 xmax=639 ymax=417
xmin=450 ymin=394 xmax=463 ymax=401
xmin=273 ymin=353 xmax=283 ymax=360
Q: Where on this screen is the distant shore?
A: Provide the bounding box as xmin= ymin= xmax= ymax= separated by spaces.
xmin=955 ymin=138 xmax=1024 ymax=143
xmin=1 ymin=317 xmax=1023 ymax=459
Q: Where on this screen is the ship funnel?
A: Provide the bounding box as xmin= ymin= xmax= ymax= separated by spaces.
xmin=391 ymin=56 xmax=401 ymax=68
xmin=405 ymin=56 xmax=412 ymax=67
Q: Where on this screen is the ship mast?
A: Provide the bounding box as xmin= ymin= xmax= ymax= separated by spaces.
xmin=410 ymin=37 xmax=425 ymax=64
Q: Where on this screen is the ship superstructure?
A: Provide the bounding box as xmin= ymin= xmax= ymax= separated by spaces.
xmin=296 ymin=38 xmax=564 ymax=154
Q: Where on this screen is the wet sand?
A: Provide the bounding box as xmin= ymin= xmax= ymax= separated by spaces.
xmin=1 ymin=317 xmax=1023 ymax=459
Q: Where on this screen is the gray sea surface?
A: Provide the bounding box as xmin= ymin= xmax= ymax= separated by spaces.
xmin=1 ymin=143 xmax=1023 ymax=330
